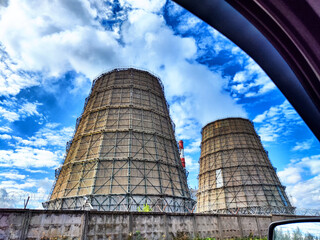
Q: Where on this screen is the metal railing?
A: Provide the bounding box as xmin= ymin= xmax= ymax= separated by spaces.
xmin=1 ymin=192 xmax=319 ymax=216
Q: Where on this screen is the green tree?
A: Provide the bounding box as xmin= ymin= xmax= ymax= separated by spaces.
xmin=305 ymin=233 xmax=316 ymax=240
xmin=293 ymin=227 xmax=303 ymax=240
xmin=274 ymin=228 xmax=290 ymax=240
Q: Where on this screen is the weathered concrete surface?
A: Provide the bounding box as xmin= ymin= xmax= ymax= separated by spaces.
xmin=0 ymin=209 xmax=314 ymax=240
xmin=87 ymin=213 xmax=130 ymax=240
xmin=0 ymin=210 xmax=25 ymax=239
xmin=27 ymin=211 xmax=83 ymax=239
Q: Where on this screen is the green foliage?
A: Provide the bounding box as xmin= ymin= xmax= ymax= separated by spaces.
xmin=275 ymin=227 xmax=319 ymax=240
xmin=135 ymin=231 xmax=147 ymax=240
xmin=130 ymin=230 xmax=268 ymax=240
xmin=172 ymin=231 xmax=190 ymax=240
xmin=193 ymin=237 xmax=216 ymax=240
xmin=171 ymin=233 xmax=267 ymax=240
xmin=40 ymin=237 xmax=69 ymax=240
xmin=137 ymin=203 xmax=152 ymax=212
xmin=228 ymin=237 xmax=267 ymax=240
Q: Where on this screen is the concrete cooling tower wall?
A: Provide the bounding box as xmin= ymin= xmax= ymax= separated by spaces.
xmin=44 ymin=68 xmax=194 ymax=212
xmin=197 ymin=118 xmax=294 ymax=215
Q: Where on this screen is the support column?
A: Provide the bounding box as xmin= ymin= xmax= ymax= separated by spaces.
xmin=81 ymin=211 xmax=89 ymax=240
xmin=19 ymin=210 xmax=31 ymax=240
xmin=129 ymin=213 xmax=133 ymax=236
xmin=237 ymin=215 xmax=244 ymax=238
xmin=192 ymin=214 xmax=198 ymax=239
xmin=163 ymin=213 xmax=169 ymax=240
xmin=255 ymin=216 xmax=262 ymax=238
xmin=217 ymin=215 xmax=223 ymax=239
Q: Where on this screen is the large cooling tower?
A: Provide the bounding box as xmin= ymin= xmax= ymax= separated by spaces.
xmin=45 ymin=68 xmax=194 ymax=212
xmin=197 ymin=118 xmax=294 ymax=214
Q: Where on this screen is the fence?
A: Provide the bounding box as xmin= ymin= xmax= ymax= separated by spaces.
xmin=2 ymin=209 xmax=317 ymax=239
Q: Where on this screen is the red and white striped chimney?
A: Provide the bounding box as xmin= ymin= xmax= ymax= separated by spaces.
xmin=178 ymin=140 xmax=185 ymax=168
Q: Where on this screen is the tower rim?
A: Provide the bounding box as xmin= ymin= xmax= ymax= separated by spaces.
xmin=202 ymin=117 xmax=253 ymax=132
xmin=92 ymin=67 xmax=164 ymax=92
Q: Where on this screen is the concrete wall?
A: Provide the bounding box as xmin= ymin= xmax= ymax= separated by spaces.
xmin=0 ymin=209 xmax=307 ymax=240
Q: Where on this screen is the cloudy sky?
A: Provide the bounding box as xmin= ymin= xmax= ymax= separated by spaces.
xmin=0 ymin=0 xmax=319 ymax=210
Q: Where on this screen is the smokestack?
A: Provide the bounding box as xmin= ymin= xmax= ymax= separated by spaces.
xmin=179 ymin=140 xmax=185 ymax=168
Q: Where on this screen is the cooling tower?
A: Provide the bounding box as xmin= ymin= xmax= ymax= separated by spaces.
xmin=197 ymin=118 xmax=294 ymax=214
xmin=45 ymin=68 xmax=194 ymax=212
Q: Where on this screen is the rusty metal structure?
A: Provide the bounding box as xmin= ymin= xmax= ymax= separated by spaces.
xmin=44 ymin=68 xmax=194 ymax=212
xmin=197 ymin=118 xmax=294 ymax=215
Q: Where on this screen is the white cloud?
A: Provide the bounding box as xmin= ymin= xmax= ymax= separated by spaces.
xmin=278 ymin=154 xmax=320 ymax=182
xmin=0 ymin=188 xmax=15 ymax=208
xmin=0 ymin=123 xmax=72 ymax=171
xmin=0 ymin=177 xmax=53 ymax=209
xmin=277 ymin=154 xmax=320 ymax=209
xmin=0 ymin=134 xmax=11 ymax=140
xmin=184 ymin=139 xmax=201 ymax=154
xmin=13 ymin=124 xmax=74 ymax=148
xmin=0 ymin=0 xmax=246 ymax=134
xmin=252 ymin=112 xmax=266 ymax=123
xmin=253 ymin=100 xmax=303 ymax=142
xmin=18 ymin=102 xmax=42 ymax=117
xmin=292 ymin=139 xmax=313 ymax=151
xmin=185 ymin=155 xmax=199 ymax=171
xmin=0 ymin=147 xmax=62 ymax=168
xmin=300 ymin=155 xmax=320 ymax=175
xmin=69 ymin=74 xmax=91 ymax=95
xmin=0 ymin=73 xmax=39 ymax=96
xmin=45 ymin=123 xmax=60 ymax=128
xmin=166 ymin=1 xmax=184 ymax=17
xmin=0 ymin=106 xmax=19 ymax=122
xmin=0 ymin=0 xmax=113 ymax=81
xmin=233 ymin=71 xmax=246 ymax=83
xmin=0 ymin=45 xmax=40 ymax=96
xmin=232 ymin=83 xmax=246 ymax=94
xmin=286 ymin=175 xmax=320 ymax=209
xmin=120 ymin=0 xmax=166 ymax=12
xmin=0 ymin=126 xmax=12 ymax=133
xmin=1 ymin=178 xmax=39 ymax=190
xmin=115 ymin=8 xmax=247 ymax=139
xmin=278 ymin=167 xmax=302 ymax=185
xmin=0 ymin=170 xmax=26 ymax=180
xmin=206 ymin=27 xmax=237 ymax=56
xmin=255 ymin=124 xmax=280 ymax=142
xmin=170 ymin=99 xmax=201 ymax=140
xmin=0 ymin=99 xmax=43 ymax=122
xmin=175 ymin=12 xmax=202 ymax=34
xmin=25 ymin=169 xmax=48 ymax=174
xmin=231 ymin=57 xmax=276 ymax=98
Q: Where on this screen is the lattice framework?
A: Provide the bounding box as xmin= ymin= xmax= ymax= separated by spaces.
xmin=197 ymin=118 xmax=294 ymax=215
xmin=44 ymin=68 xmax=194 ymax=212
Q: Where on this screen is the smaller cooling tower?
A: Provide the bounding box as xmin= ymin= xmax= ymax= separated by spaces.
xmin=197 ymin=118 xmax=294 ymax=215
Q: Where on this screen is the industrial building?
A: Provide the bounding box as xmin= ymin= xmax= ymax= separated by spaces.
xmin=44 ymin=68 xmax=194 ymax=212
xmin=197 ymin=118 xmax=294 ymax=215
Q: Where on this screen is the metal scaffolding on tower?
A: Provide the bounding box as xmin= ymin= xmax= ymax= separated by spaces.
xmin=197 ymin=118 xmax=295 ymax=215
xmin=43 ymin=68 xmax=195 ymax=212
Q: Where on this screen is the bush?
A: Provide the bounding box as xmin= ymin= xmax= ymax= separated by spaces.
xmin=137 ymin=203 xmax=152 ymax=212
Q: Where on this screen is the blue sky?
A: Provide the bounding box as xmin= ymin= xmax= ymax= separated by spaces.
xmin=0 ymin=0 xmax=319 ymax=209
